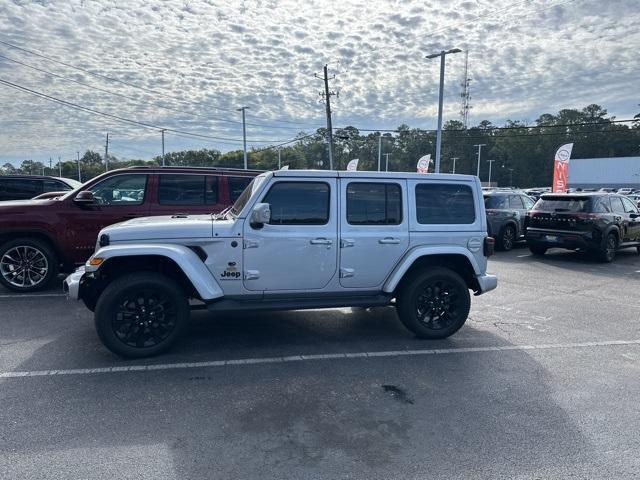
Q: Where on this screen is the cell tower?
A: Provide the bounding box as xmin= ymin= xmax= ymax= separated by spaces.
xmin=459 ymin=50 xmax=472 ymax=128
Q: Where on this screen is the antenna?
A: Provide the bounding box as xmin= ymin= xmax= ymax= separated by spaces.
xmin=459 ymin=51 xmax=472 ymax=128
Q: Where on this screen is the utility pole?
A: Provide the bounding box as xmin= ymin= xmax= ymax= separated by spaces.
xmin=49 ymin=157 xmax=52 ymax=175
xmin=384 ymin=153 xmax=391 ymax=172
xmin=459 ymin=50 xmax=471 ymax=128
xmin=77 ymin=151 xmax=81 ymax=182
xmin=315 ymin=64 xmax=336 ymax=170
xmin=451 ymin=157 xmax=459 ymax=174
xmin=277 ymin=147 xmax=281 ymax=169
xmin=426 ymin=48 xmax=462 ymax=174
xmin=237 ymin=107 xmax=249 ymax=169
xmin=487 ymin=159 xmax=495 ymax=186
xmin=161 ymin=129 xmax=166 ymax=167
xmin=58 ymin=156 xmax=61 ymax=177
xmin=104 ymin=133 xmax=109 ymax=171
xmin=474 ymin=143 xmax=486 ymax=178
xmin=377 ymin=134 xmax=382 ymax=172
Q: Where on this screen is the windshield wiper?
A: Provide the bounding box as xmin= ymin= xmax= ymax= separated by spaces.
xmin=213 ymin=206 xmax=232 ymax=220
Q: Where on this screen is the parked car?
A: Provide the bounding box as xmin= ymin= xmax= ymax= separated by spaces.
xmin=525 ymin=193 xmax=640 ymax=262
xmin=0 ymin=166 xmax=259 ymax=292
xmin=0 ymin=175 xmax=82 ymax=201
xmin=617 ymin=188 xmax=635 ymax=196
xmin=484 ymin=191 xmax=536 ymax=251
xmin=64 ymin=170 xmax=497 ymax=357
xmin=627 ymin=194 xmax=640 ymax=208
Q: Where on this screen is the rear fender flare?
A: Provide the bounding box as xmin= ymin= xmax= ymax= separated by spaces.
xmin=88 ymin=244 xmax=223 ymax=300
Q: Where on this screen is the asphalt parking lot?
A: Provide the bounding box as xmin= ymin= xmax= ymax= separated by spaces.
xmin=1 ymin=245 xmax=640 ymax=479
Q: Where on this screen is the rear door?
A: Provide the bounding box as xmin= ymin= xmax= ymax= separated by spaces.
xmin=508 ymin=195 xmax=527 ymax=235
xmin=153 ymin=173 xmax=224 ymax=216
xmin=339 ymin=179 xmax=408 ymax=288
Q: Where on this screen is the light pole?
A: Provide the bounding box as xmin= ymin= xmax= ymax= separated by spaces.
xmin=426 ymin=48 xmax=462 ymax=174
xmin=508 ymin=168 xmax=514 ymax=187
xmin=237 ymin=106 xmax=249 ymax=169
xmin=451 ymin=157 xmax=459 ymax=174
xmin=277 ymin=147 xmax=281 ymax=169
xmin=76 ymin=151 xmax=81 ymax=182
xmin=384 ymin=153 xmax=391 ymax=172
xmin=474 ymin=143 xmax=486 ymax=178
xmin=487 ymin=159 xmax=495 ymax=186
xmin=161 ymin=129 xmax=166 ymax=167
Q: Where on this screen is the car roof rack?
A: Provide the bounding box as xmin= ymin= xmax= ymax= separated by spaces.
xmin=126 ymin=165 xmax=265 ymax=172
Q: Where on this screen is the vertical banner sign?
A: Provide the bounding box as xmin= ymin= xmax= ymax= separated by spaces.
xmin=417 ymin=154 xmax=432 ymax=173
xmin=346 ymin=159 xmax=359 ymax=171
xmin=552 ymin=143 xmax=573 ymax=193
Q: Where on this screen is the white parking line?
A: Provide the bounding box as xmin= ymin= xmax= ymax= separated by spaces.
xmin=0 ymin=293 xmax=66 ymax=298
xmin=1 ymin=339 xmax=639 ymax=379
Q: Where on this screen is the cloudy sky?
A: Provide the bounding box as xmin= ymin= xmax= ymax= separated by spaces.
xmin=0 ymin=0 xmax=638 ymax=166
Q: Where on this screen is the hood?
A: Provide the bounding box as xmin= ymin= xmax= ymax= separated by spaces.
xmin=102 ymin=214 xmax=236 ymax=242
xmin=0 ymin=198 xmax=59 ymax=210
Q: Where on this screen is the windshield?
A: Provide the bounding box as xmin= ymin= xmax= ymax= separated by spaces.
xmin=533 ymin=196 xmax=592 ymax=212
xmin=230 ymin=175 xmax=267 ymax=216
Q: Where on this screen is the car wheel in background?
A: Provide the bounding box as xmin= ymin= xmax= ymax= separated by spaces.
xmin=598 ymin=233 xmax=617 ymax=263
xmin=529 ymin=245 xmax=547 ymax=256
xmin=396 ymin=267 xmax=471 ymax=340
xmin=496 ymin=224 xmax=516 ymax=251
xmin=94 ymin=272 xmax=190 ymax=358
xmin=0 ymin=238 xmax=58 ymax=292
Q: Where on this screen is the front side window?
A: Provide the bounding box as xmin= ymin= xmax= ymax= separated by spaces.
xmin=158 ymin=174 xmax=218 ymax=205
xmin=509 ymin=195 xmax=525 ymax=209
xmin=621 ymin=197 xmax=638 ymax=214
xmin=610 ymin=196 xmax=626 ymax=214
xmin=347 ymin=182 xmax=402 ymax=225
xmin=263 ymin=182 xmax=330 ymax=225
xmin=89 ymin=174 xmax=147 ymax=205
xmin=416 ymin=184 xmax=475 ymax=224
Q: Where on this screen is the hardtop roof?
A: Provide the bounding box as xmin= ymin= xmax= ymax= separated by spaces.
xmin=271 ymin=169 xmax=478 ymax=181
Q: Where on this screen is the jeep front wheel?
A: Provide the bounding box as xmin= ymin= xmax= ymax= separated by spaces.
xmin=396 ymin=267 xmax=471 ymax=339
xmin=0 ymin=238 xmax=58 ymax=292
xmin=94 ymin=272 xmax=190 ymax=358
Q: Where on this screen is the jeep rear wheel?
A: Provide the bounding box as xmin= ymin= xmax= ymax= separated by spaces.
xmin=396 ymin=267 xmax=471 ymax=339
xmin=94 ymin=272 xmax=190 ymax=358
xmin=0 ymin=238 xmax=58 ymax=292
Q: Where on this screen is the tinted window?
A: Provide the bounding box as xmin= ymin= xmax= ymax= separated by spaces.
xmin=533 ymin=197 xmax=591 ymax=213
xmin=593 ymin=197 xmax=611 ymax=213
xmin=610 ymin=197 xmax=626 ymax=214
xmin=263 ymin=182 xmax=329 ymax=225
xmin=509 ymin=195 xmax=524 ymax=209
xmin=522 ymin=196 xmax=535 ymax=209
xmin=347 ymin=182 xmax=402 ymax=225
xmin=228 ymin=176 xmax=253 ymax=202
xmin=90 ymin=174 xmax=147 ymax=205
xmin=0 ymin=178 xmax=43 ymax=200
xmin=43 ymin=179 xmax=71 ymax=192
xmin=484 ymin=195 xmax=508 ymax=209
xmin=620 ymin=197 xmax=638 ymax=214
xmin=158 ymin=174 xmax=218 ymax=205
xmin=416 ymin=184 xmax=475 ymax=224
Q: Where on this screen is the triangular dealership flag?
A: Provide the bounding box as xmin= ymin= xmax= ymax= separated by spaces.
xmin=280 ymin=165 xmax=289 ymax=170
xmin=346 ymin=159 xmax=359 ymax=171
xmin=552 ymin=143 xmax=573 ymax=193
xmin=417 ymin=154 xmax=432 ymax=173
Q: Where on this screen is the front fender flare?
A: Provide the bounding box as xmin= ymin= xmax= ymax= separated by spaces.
xmin=87 ymin=244 xmax=223 ymax=300
xmin=383 ymin=246 xmax=482 ymax=294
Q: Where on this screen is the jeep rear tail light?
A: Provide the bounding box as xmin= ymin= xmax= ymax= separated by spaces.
xmin=484 ymin=236 xmax=495 ymax=257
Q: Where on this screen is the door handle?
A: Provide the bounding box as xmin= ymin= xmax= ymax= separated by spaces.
xmin=310 ymin=238 xmax=333 ymax=245
xmin=379 ymin=237 xmax=400 ymax=244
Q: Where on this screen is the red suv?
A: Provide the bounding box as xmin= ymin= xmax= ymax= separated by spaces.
xmin=0 ymin=166 xmax=258 ymax=292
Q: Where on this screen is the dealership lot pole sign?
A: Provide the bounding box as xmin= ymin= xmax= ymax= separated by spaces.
xmin=552 ymin=143 xmax=573 ymax=193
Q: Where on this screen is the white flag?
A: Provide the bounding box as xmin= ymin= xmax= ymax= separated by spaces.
xmin=346 ymin=159 xmax=359 ymax=171
xmin=417 ymin=154 xmax=432 ymax=173
xmin=280 ymin=165 xmax=289 ymax=170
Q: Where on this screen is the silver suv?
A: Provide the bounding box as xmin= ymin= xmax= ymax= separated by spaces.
xmin=65 ymin=170 xmax=497 ymax=357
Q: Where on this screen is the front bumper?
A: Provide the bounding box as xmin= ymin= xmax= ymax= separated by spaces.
xmin=475 ymin=273 xmax=498 ymax=295
xmin=63 ymin=267 xmax=85 ymax=300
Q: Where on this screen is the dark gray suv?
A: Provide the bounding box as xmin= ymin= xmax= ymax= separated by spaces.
xmin=484 ymin=191 xmax=535 ymax=250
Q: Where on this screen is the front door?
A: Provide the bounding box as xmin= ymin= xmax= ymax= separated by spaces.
xmin=243 ymin=179 xmax=338 ymax=292
xmin=339 ymin=179 xmax=409 ymax=288
xmin=621 ymin=196 xmax=640 ymax=241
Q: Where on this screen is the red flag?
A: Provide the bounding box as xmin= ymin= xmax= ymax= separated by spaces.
xmin=552 ymin=143 xmax=573 ymax=193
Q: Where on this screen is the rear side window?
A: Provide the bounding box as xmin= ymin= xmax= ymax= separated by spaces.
xmin=158 ymin=174 xmax=218 ymax=205
xmin=228 ymin=176 xmax=253 ymax=202
xmin=0 ymin=179 xmax=43 ymax=199
xmin=263 ymin=182 xmax=329 ymax=225
xmin=509 ymin=195 xmax=524 ymax=209
xmin=347 ymin=182 xmax=402 ymax=225
xmin=533 ymin=197 xmax=591 ymax=213
xmin=484 ymin=195 xmax=508 ymax=209
xmin=610 ymin=197 xmax=626 ymax=214
xmin=416 ymin=184 xmax=475 ymax=224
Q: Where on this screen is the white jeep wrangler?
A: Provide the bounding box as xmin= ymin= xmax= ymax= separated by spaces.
xmin=65 ymin=170 xmax=497 ymax=357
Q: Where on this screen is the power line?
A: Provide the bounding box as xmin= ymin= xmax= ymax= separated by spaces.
xmin=0 ymin=77 xmax=299 ymax=144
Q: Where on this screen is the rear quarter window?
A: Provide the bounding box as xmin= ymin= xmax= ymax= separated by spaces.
xmin=415 ymin=183 xmax=475 ymax=224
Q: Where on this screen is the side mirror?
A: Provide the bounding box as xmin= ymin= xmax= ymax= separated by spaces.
xmin=630 ymin=212 xmax=640 ymax=219
xmin=250 ymin=203 xmax=271 ymax=228
xmin=73 ymin=190 xmax=95 ymax=204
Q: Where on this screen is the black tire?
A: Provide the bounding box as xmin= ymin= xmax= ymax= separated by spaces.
xmin=0 ymin=237 xmax=58 ymax=292
xmin=396 ymin=267 xmax=471 ymax=340
xmin=94 ymin=272 xmax=190 ymax=358
xmin=529 ymin=245 xmax=547 ymax=256
xmin=598 ymin=233 xmax=617 ymax=263
xmin=496 ymin=224 xmax=517 ymax=251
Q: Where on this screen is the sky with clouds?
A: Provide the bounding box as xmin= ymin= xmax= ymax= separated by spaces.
xmin=0 ymin=0 xmax=639 ymax=166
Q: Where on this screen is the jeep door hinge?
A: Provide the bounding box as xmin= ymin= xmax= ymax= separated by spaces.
xmin=243 ymin=239 xmax=259 ymax=249
xmin=340 ymin=239 xmax=355 ymax=248
xmin=244 ymin=270 xmax=260 ymax=280
xmin=339 ymin=268 xmax=355 ymax=278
